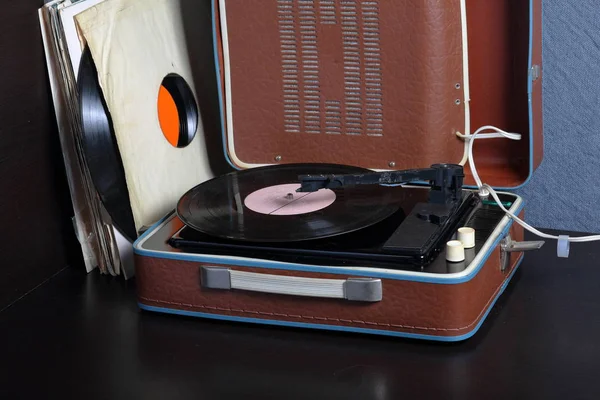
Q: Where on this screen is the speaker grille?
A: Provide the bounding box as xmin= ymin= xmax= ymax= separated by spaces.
xmin=319 ymin=0 xmax=337 ymax=25
xmin=277 ymin=0 xmax=383 ymax=136
xmin=362 ymin=1 xmax=383 ymax=136
xmin=299 ymin=0 xmax=321 ymax=134
xmin=277 ymin=0 xmax=301 ymax=133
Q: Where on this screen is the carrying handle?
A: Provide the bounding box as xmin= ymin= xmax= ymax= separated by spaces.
xmin=200 ymin=267 xmax=382 ymax=303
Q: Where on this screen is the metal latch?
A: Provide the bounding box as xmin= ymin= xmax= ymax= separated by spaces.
xmin=500 ymin=234 xmax=545 ymax=272
xmin=531 ymin=64 xmax=541 ymax=81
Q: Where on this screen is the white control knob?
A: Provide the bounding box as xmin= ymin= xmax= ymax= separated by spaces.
xmin=446 ymin=240 xmax=466 ymax=263
xmin=457 ymin=227 xmax=476 ymax=249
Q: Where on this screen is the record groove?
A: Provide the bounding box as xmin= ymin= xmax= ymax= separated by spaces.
xmin=177 ymin=164 xmax=404 ymax=243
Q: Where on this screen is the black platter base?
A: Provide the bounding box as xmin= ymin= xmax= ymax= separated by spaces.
xmin=169 ymin=188 xmax=518 ymax=274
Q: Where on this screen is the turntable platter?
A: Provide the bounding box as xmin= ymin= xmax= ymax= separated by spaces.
xmin=176 ymin=164 xmax=404 ymax=242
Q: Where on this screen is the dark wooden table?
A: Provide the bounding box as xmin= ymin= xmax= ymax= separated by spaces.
xmin=2 ymin=231 xmax=600 ymax=400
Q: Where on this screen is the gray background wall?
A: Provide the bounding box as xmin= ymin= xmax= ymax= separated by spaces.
xmin=516 ymin=1 xmax=600 ymax=233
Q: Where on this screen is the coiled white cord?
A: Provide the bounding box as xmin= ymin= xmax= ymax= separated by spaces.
xmin=462 ymin=126 xmax=600 ymax=256
xmin=458 ymin=125 xmax=522 ymax=195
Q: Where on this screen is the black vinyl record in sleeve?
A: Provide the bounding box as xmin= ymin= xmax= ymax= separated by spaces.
xmin=78 ymin=46 xmax=136 ymax=241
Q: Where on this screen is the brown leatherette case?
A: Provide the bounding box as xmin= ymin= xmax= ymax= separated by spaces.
xmin=133 ymin=1 xmax=540 ymax=341
xmin=135 ymin=210 xmax=524 ymax=339
xmin=217 ymin=0 xmax=543 ymax=187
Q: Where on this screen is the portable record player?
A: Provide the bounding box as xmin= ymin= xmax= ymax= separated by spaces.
xmin=133 ymin=0 xmax=544 ymax=341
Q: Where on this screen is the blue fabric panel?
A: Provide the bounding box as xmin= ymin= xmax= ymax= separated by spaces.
xmin=516 ymin=1 xmax=600 ymax=233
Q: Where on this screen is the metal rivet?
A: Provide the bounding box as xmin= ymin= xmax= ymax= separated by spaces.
xmin=388 ymin=161 xmax=396 ymax=168
xmin=275 ymin=155 xmax=282 ymax=162
xmin=455 ymin=83 xmax=461 ymax=89
xmin=455 ymin=99 xmax=461 ymax=105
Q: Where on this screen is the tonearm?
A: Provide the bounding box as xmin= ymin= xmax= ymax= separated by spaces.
xmin=298 ymin=164 xmax=464 ymax=205
xmin=298 ymin=164 xmax=466 ymax=257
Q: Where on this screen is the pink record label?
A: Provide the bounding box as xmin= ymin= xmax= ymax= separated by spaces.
xmin=244 ymin=184 xmax=336 ymax=216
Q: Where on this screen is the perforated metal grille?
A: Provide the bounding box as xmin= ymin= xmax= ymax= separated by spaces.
xmin=325 ymin=100 xmax=342 ymax=134
xmin=362 ymin=1 xmax=383 ymax=136
xmin=278 ymin=0 xmax=301 ymax=133
xmin=277 ymin=0 xmax=382 ymax=136
xmin=319 ymin=0 xmax=337 ymax=25
xmin=299 ymin=0 xmax=321 ymax=134
xmin=341 ymin=0 xmax=362 ymax=136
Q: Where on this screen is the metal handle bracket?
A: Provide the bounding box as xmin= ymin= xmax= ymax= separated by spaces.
xmin=500 ymin=234 xmax=545 ymax=271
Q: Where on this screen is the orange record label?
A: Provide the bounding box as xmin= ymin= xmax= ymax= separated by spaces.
xmin=157 ymin=85 xmax=180 ymax=147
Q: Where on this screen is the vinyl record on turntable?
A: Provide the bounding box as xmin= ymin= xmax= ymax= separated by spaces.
xmin=78 ymin=46 xmax=137 ymax=241
xmin=177 ymin=164 xmax=403 ymax=243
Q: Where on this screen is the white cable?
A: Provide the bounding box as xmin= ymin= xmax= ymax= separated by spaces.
xmin=456 ymin=131 xmax=522 ymax=141
xmin=482 ymin=184 xmax=600 ymax=243
xmin=456 ymin=128 xmax=521 ymax=166
xmin=463 ymin=126 xmax=522 ymax=194
xmin=468 ymin=125 xmax=600 ymax=245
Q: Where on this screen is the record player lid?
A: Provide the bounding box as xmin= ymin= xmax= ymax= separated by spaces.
xmin=213 ymin=0 xmax=543 ymax=189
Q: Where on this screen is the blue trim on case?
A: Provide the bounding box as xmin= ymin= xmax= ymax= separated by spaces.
xmin=133 ymin=201 xmax=525 ymax=285
xmin=504 ymin=0 xmax=535 ymax=190
xmin=527 ymin=0 xmax=534 ymax=98
xmin=212 ymin=0 xmax=238 ymax=170
xmin=138 ymin=256 xmax=522 ymax=343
